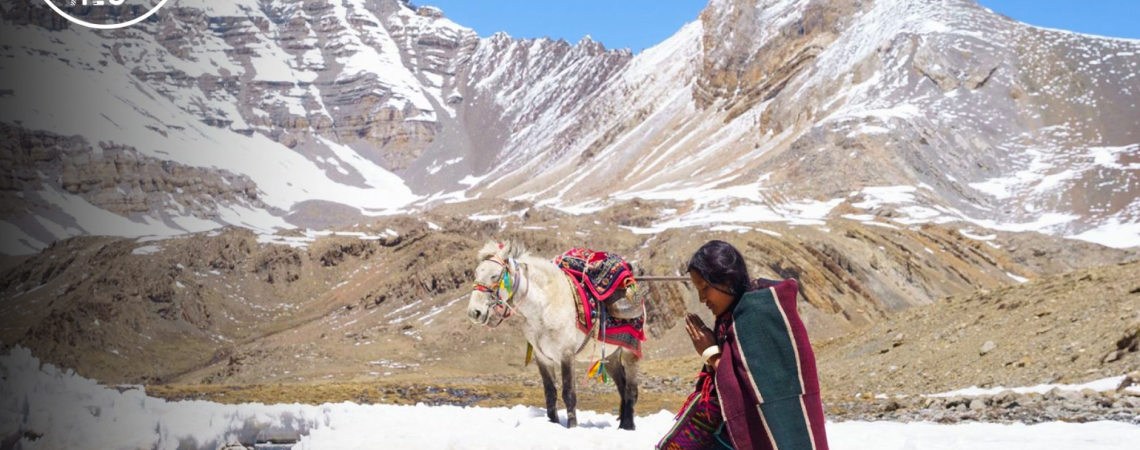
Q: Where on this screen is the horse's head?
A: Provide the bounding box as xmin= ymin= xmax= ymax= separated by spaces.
xmin=467 ymin=240 xmax=526 ymax=326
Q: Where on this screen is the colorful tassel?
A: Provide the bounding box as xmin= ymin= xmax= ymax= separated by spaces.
xmin=585 ymin=360 xmax=608 ymax=384
xmin=499 ymin=261 xmax=517 ymax=298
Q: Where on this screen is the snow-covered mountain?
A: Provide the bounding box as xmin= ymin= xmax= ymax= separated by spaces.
xmin=1 ymin=0 xmax=1138 ymax=255
xmin=477 ymin=0 xmax=1140 ymax=248
xmin=0 ymin=0 xmax=630 ymax=254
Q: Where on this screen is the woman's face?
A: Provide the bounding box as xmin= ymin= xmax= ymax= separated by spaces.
xmin=689 ymin=270 xmax=735 ymax=317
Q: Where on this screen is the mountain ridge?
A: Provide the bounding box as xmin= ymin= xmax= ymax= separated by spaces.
xmin=2 ymin=0 xmax=1138 ymax=255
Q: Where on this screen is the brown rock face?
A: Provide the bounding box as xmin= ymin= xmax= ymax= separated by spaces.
xmin=0 ymin=124 xmax=268 ymax=227
xmin=695 ymin=0 xmax=863 ymax=117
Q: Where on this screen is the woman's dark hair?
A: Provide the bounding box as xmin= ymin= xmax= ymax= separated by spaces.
xmin=687 ymin=240 xmax=750 ymax=299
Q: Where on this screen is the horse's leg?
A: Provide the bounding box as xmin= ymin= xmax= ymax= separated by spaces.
xmin=536 ymin=358 xmax=559 ymax=424
xmin=560 ymin=359 xmax=578 ymax=428
xmin=603 ymin=351 xmax=635 ymax=430
xmin=620 ymin=350 xmax=640 ymax=430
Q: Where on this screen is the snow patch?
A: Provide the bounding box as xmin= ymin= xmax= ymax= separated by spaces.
xmin=4 ymin=347 xmax=1140 ymax=449
xmin=929 ymin=376 xmax=1140 ymax=398
xmin=131 ymin=245 xmax=162 ymax=255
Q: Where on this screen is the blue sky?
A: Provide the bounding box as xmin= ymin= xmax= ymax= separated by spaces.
xmin=422 ymin=0 xmax=1140 ymax=53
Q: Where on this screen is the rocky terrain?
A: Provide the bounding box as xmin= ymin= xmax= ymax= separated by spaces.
xmin=652 ymin=258 xmax=1140 ymax=423
xmin=137 ymin=253 xmax=1140 ymax=425
xmin=0 ymin=201 xmax=1134 ymax=396
xmin=817 ymin=260 xmax=1140 ymax=395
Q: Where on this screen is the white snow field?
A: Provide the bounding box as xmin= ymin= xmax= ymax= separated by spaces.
xmin=2 ymin=347 xmax=1138 ymax=449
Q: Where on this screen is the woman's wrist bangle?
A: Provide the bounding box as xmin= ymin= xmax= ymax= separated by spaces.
xmin=701 ymin=345 xmax=721 ymax=360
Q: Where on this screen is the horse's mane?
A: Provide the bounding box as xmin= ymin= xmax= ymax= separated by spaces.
xmin=477 ymin=240 xmax=528 ymax=261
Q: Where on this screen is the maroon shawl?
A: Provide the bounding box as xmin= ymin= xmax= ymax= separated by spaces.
xmin=713 ymin=279 xmax=829 ymax=450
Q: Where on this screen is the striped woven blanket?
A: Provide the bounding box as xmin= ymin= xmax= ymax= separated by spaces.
xmin=715 ymin=278 xmax=829 ymax=450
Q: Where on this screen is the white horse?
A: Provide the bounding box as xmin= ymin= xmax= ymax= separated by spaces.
xmin=466 ymin=240 xmax=640 ymax=430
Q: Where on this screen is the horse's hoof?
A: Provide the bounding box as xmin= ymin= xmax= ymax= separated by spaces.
xmin=567 ymin=418 xmax=578 ymax=428
xmin=619 ymin=422 xmax=636 ymax=431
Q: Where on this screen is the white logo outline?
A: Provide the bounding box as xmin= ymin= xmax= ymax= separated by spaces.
xmin=42 ymin=0 xmax=170 ymax=30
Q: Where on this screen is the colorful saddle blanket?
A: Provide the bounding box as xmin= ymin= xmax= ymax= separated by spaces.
xmin=554 ymin=248 xmax=646 ymax=358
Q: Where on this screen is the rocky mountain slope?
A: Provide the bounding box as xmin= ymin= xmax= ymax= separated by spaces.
xmin=816 ymin=259 xmax=1140 ymax=396
xmin=32 ymin=237 xmax=1131 ymax=425
xmin=2 ymin=0 xmax=1138 ymax=256
xmin=0 ymin=204 xmax=1130 ymax=385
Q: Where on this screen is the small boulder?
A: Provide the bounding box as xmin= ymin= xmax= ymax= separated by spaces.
xmin=218 ymin=439 xmax=247 ymax=450
xmin=416 ymin=6 xmax=445 ymax=18
xmin=994 ymin=390 xmax=1018 ymax=405
xmin=1116 ymin=371 xmax=1139 ymax=392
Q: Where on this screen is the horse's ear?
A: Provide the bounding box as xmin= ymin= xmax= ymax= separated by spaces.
xmin=477 ymin=240 xmax=502 ymax=260
xmin=506 ymin=240 xmax=526 ymax=259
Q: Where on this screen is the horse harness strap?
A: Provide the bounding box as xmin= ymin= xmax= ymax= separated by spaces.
xmin=472 ymin=255 xmax=525 ymax=326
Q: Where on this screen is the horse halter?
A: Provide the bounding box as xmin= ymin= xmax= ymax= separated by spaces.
xmin=472 ymin=255 xmax=523 ymax=327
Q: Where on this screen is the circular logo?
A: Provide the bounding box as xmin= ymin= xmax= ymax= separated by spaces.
xmin=41 ymin=0 xmax=170 ymax=30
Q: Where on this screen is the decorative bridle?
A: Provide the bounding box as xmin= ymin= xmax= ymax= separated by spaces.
xmin=472 ymin=253 xmax=525 ymax=327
